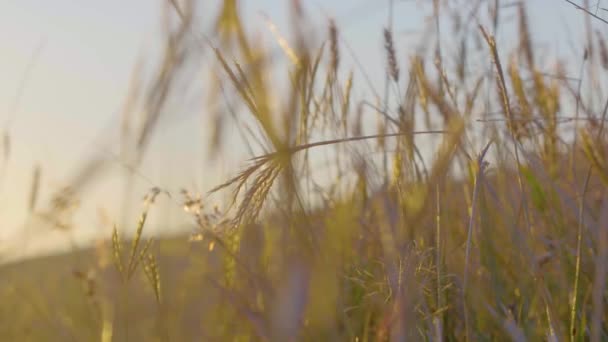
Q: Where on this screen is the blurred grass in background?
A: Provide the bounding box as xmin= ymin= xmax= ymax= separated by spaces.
xmin=1 ymin=0 xmax=608 ymax=341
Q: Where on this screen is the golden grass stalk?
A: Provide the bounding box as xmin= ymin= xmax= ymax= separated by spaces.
xmin=143 ymin=254 xmax=161 ymax=304
xmin=126 ymin=211 xmax=148 ymax=279
xmin=508 ymin=56 xmax=532 ymax=139
xmin=463 ymin=140 xmax=492 ymax=341
xmin=571 ymin=92 xmax=608 ymax=342
xmin=328 ymin=19 xmax=339 ymax=78
xmin=262 ymin=14 xmax=300 ymax=67
xmin=434 ymin=183 xmax=444 ymax=342
xmin=340 ymin=71 xmax=354 ymax=135
xmin=383 ymin=28 xmax=399 ymax=83
xmin=591 ymin=197 xmax=608 ymax=342
xmin=596 ymin=30 xmax=608 ymax=70
xmin=517 ymin=3 xmax=534 ymax=69
xmin=111 ymin=225 xmax=125 ymax=280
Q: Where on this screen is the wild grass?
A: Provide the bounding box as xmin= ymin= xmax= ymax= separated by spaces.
xmin=1 ymin=0 xmax=608 ymax=341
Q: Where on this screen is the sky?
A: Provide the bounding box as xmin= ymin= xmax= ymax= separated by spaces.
xmin=0 ymin=0 xmax=602 ymax=262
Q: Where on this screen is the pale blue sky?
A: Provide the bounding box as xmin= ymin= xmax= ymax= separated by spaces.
xmin=0 ymin=0 xmax=601 ymax=261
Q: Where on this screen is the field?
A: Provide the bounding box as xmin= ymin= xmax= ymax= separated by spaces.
xmin=1 ymin=1 xmax=608 ymax=341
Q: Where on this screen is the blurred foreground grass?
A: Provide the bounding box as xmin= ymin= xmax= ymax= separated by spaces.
xmin=2 ymin=0 xmax=608 ymax=341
